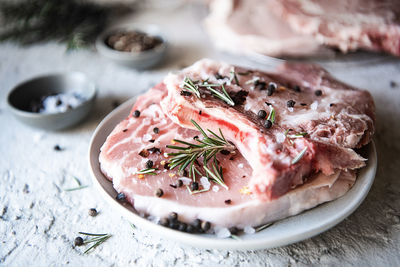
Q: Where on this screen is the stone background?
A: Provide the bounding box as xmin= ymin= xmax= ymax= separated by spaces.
xmin=1 ymin=3 xmax=399 ymax=267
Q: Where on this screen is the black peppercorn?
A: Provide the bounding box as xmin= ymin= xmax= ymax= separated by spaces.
xmin=264 ymin=120 xmax=272 ymax=129
xmin=293 ymin=85 xmax=301 ymax=92
xmin=169 ymin=220 xmax=179 ymax=229
xmin=116 ymin=192 xmax=127 ymax=202
xmin=180 ymin=90 xmax=192 ymax=96
xmin=88 ymin=208 xmax=97 ymax=217
xmin=191 ymin=182 xmax=199 ymax=191
xmin=267 ymin=82 xmax=276 ymax=96
xmin=192 ymin=219 xmax=202 ymax=230
xmin=155 ymin=188 xmax=163 ymax=197
xmin=168 ymin=212 xmax=178 ymax=221
xmin=201 ymin=221 xmax=211 ymax=232
xmin=153 ymin=127 xmax=159 ymax=134
xmin=220 ymin=149 xmax=230 ymax=155
xmin=229 ymin=227 xmax=239 ymax=235
xmin=287 ymin=100 xmax=296 ymax=108
xmin=146 ymin=160 xmax=154 ymax=168
xmin=133 ymin=110 xmax=141 ymax=117
xmin=224 ymin=199 xmax=232 ymax=205
xmin=257 ymin=110 xmax=267 ymax=119
xmin=178 ymin=222 xmax=187 ymax=232
xmin=159 ymin=218 xmax=169 ymax=227
xmin=54 ymin=145 xmax=62 ymax=151
xmin=315 ymin=90 xmax=322 ymax=96
xmin=74 ymin=237 xmax=84 ymax=246
xmin=176 ymin=180 xmax=183 ymax=187
xmin=186 ymin=224 xmax=195 ymax=233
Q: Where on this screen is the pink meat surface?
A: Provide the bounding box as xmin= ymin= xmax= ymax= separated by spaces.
xmin=270 ymin=0 xmax=400 ymax=56
xmin=204 ymin=0 xmax=329 ymax=57
xmin=160 ymin=59 xmax=374 ymax=200
xmin=99 ymin=84 xmax=358 ymax=228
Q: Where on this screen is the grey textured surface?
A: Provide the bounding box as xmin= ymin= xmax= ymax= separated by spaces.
xmin=1 ymin=4 xmax=400 ymax=267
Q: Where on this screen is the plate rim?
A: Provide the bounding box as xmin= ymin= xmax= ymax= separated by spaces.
xmin=88 ymin=97 xmax=377 ymax=251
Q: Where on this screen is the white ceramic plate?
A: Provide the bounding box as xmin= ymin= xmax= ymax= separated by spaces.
xmin=88 ymin=97 xmax=377 ymax=251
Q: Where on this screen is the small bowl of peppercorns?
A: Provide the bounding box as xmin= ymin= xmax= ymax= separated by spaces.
xmin=96 ymin=24 xmax=167 ymax=69
xmin=7 ymin=72 xmax=96 ymax=130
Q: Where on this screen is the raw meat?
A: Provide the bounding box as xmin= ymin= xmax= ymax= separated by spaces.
xmin=270 ymin=0 xmax=400 ymax=56
xmin=99 ymin=84 xmax=358 ymax=228
xmin=204 ymin=0 xmax=329 ymax=57
xmin=160 ymin=59 xmax=374 ymax=200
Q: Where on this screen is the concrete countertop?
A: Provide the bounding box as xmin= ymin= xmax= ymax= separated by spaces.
xmin=1 ymin=4 xmax=399 ymax=267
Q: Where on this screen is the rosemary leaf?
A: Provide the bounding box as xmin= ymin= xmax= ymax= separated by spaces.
xmin=79 ymin=232 xmax=108 ymax=237
xmin=64 ymin=185 xmax=88 ymax=192
xmin=136 ymin=168 xmax=158 ymax=175
xmin=255 ymin=222 xmax=274 ymax=232
xmin=291 ymin=147 xmax=308 ymax=165
xmin=267 ymin=106 xmax=276 ymax=123
xmin=230 ymin=234 xmax=241 ymax=240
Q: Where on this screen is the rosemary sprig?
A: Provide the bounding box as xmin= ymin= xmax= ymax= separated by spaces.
xmin=255 ymin=222 xmax=274 ymax=232
xmin=136 ymin=168 xmax=158 ymax=175
xmin=267 ymin=106 xmax=276 ymax=123
xmin=183 ymin=77 xmax=200 ymax=98
xmin=230 ymin=234 xmax=241 ymax=240
xmin=167 ymin=120 xmax=235 ymax=190
xmin=182 ymin=77 xmax=235 ymax=106
xmin=230 ymin=70 xmax=240 ymax=86
xmin=186 ymin=185 xmax=210 ymax=195
xmin=287 ymin=132 xmax=307 ymax=138
xmin=291 ymin=147 xmax=308 ymax=165
xmin=206 ymin=84 xmax=235 ymax=106
xmin=78 ymin=232 xmax=112 ymax=254
xmin=64 ymin=176 xmax=88 ymax=191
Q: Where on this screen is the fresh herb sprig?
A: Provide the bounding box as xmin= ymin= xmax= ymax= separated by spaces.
xmin=167 ymin=120 xmax=234 ymax=190
xmin=64 ymin=176 xmax=88 ymax=191
xmin=78 ymin=232 xmax=111 ymax=254
xmin=136 ymin=168 xmax=158 ymax=175
xmin=182 ymin=77 xmax=235 ymax=106
xmin=291 ymin=147 xmax=308 ymax=165
xmin=267 ymin=106 xmax=276 ymax=124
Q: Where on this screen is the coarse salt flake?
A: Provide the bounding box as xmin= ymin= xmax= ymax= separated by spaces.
xmin=276 ymin=132 xmax=286 ymax=143
xmin=216 ymin=227 xmax=231 ymax=239
xmin=178 ymin=177 xmax=192 ymax=185
xmin=200 ymin=177 xmax=211 ymax=190
xmin=212 ymin=185 xmax=220 ymax=192
xmin=310 ymin=101 xmax=318 ymax=110
xmin=244 ymin=226 xmax=256 ymax=234
xmin=237 ymin=163 xmax=244 ymax=169
xmin=143 ymin=134 xmax=152 ymax=142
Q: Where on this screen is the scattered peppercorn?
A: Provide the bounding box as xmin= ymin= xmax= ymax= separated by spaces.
xmin=215 ymin=73 xmax=225 ymax=80
xmin=229 ymin=227 xmax=239 ymax=235
xmin=220 ymin=149 xmax=230 ymax=155
xmin=193 ymin=135 xmax=199 ymax=140
xmin=169 ymin=212 xmax=178 ymax=221
xmin=255 ymin=80 xmax=266 ymax=90
xmin=287 ymin=100 xmax=296 ymax=108
xmin=390 ymin=81 xmax=398 ymax=88
xmin=149 ymin=139 xmax=155 ymax=143
xmin=169 ymin=184 xmax=177 ymax=189
xmin=267 ymin=82 xmax=276 ymax=96
xmin=264 ymin=120 xmax=272 ymax=129
xmin=225 ymin=199 xmax=232 ymax=205
xmin=257 ymin=110 xmax=267 ymax=119
xmin=163 ymin=162 xmax=170 ymax=170
xmin=153 ymin=127 xmax=159 ymax=134
xmin=180 ymin=90 xmax=192 ymax=96
xmin=122 ymin=129 xmax=128 ymax=132
xmin=265 ymin=102 xmax=272 ymax=106
xmin=133 ymin=110 xmax=141 ymax=117
xmin=300 ymin=103 xmax=307 ymax=106
xmin=159 ymin=218 xmax=169 ymax=227
xmin=146 ymin=160 xmax=154 ymax=168
xmin=191 ymin=182 xmax=199 ymax=191
xmin=54 ymin=145 xmax=63 ymax=151
xmin=201 ymin=221 xmax=211 ymax=232
xmin=330 ymin=103 xmax=335 ymax=107
xmin=88 ymin=208 xmax=97 ymax=217
xmin=178 ymin=222 xmax=187 ymax=232
xmin=56 ymin=99 xmax=62 ymax=106
xmin=192 ymin=219 xmax=202 ymax=230
xmin=74 ymin=237 xmax=84 ymax=246
xmin=293 ymin=85 xmax=301 ymax=92
xmin=116 ymin=192 xmax=127 ymax=202
xmin=186 ymin=224 xmax=195 ymax=233
xmin=315 ymin=90 xmax=322 ymax=96
xmin=232 ymin=90 xmax=249 ymax=105
xmin=176 ymin=180 xmax=183 ymax=187
xmin=169 ymin=220 xmax=179 ymax=229
xmin=155 ymin=188 xmax=164 ymax=197
xmin=147 ymin=147 xmax=161 ymax=154
xmin=139 ymin=149 xmax=150 ymax=158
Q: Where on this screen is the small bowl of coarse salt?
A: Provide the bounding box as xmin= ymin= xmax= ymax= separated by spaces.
xmin=7 ymin=72 xmax=96 ymax=130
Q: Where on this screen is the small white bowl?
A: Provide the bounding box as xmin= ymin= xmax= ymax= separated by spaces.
xmin=96 ymin=24 xmax=167 ymax=69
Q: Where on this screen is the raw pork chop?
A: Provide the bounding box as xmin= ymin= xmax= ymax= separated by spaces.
xmin=99 ymin=84 xmax=357 ymax=228
xmin=204 ymin=0 xmax=329 ymax=57
xmin=160 ymin=59 xmax=374 ymax=200
xmin=270 ymin=0 xmax=400 ymax=56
